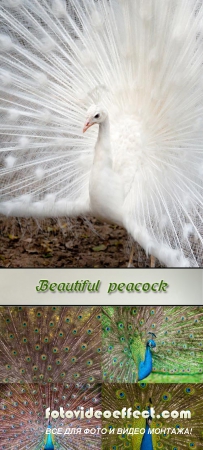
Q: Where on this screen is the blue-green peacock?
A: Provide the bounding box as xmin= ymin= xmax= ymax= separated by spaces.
xmin=102 ymin=307 xmax=203 ymax=383
xmin=0 ymin=382 xmax=101 ymax=449
xmin=0 ymin=306 xmax=101 ymax=383
xmin=102 ymin=383 xmax=203 ymax=449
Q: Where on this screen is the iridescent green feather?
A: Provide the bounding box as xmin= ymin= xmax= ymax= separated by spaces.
xmin=102 ymin=307 xmax=203 ymax=383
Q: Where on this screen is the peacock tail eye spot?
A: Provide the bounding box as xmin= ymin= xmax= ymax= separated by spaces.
xmin=81 ymin=344 xmax=87 ymax=350
xmin=18 ymin=307 xmax=22 ymax=311
xmin=88 ymin=376 xmax=94 ymax=382
xmin=87 ymin=329 xmax=92 ymax=334
xmin=183 ymin=344 xmax=188 ymax=349
xmin=49 ymin=321 xmax=54 ymax=327
xmin=139 ymin=319 xmax=144 ymax=326
xmin=165 ymin=317 xmax=169 ymax=321
xmin=131 ymin=307 xmax=137 ymax=315
xmin=36 ymin=311 xmax=42 ymax=317
xmin=120 ymin=336 xmax=125 ymax=342
xmin=60 ymin=372 xmax=65 ymax=377
xmin=64 ymin=347 xmax=69 ymax=352
xmin=72 ymin=328 xmax=77 ymax=334
xmin=34 ymin=328 xmax=39 ymax=333
xmin=86 ymin=359 xmax=93 ymax=366
xmin=151 ymin=324 xmax=155 ymax=328
xmin=47 ymin=365 xmax=52 ymax=371
xmin=39 ymin=374 xmax=44 ymax=379
xmin=113 ymin=357 xmax=117 ymax=364
xmin=9 ymin=334 xmax=14 ymax=339
xmin=33 ymin=366 xmax=38 ymax=371
xmin=35 ymin=344 xmax=40 ymax=350
xmin=73 ymin=373 xmax=80 ymax=378
xmin=116 ymin=390 xmax=126 ymax=399
xmin=97 ymin=348 xmax=101 ymax=353
xmin=108 ymin=345 xmax=113 ymax=351
xmin=150 ymin=309 xmax=155 ymax=315
xmin=128 ymin=324 xmax=132 ymax=330
xmin=185 ymin=386 xmax=195 ymax=395
xmin=41 ymin=354 xmax=47 ymax=360
xmin=48 ymin=378 xmax=52 ymax=382
xmin=71 ymin=357 xmax=77 ymax=363
xmin=22 ymin=337 xmax=27 ymax=343
xmin=189 ymin=333 xmax=194 ymax=338
xmin=44 ymin=337 xmax=49 ymax=343
xmin=12 ymin=350 xmax=17 ymax=355
xmin=52 ymin=307 xmax=56 ymax=310
xmin=6 ymin=364 xmax=11 ymax=369
xmin=58 ymin=331 xmax=63 ymax=337
xmin=55 ymin=359 xmax=61 ymax=365
xmin=53 ymin=347 xmax=58 ymax=353
xmin=96 ymin=314 xmax=101 ymax=320
xmin=25 ymin=356 xmax=31 ymax=362
xmin=139 ymin=383 xmax=147 ymax=389
xmin=162 ymin=392 xmax=171 ymax=401
xmin=117 ymin=322 xmax=124 ymax=329
xmin=65 ymin=317 xmax=71 ymax=323
xmin=78 ymin=315 xmax=83 ymax=319
xmin=6 ymin=318 xmax=10 ymax=323
xmin=105 ymin=326 xmax=111 ymax=332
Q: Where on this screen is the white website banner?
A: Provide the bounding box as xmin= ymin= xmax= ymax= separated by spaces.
xmin=0 ymin=268 xmax=202 ymax=305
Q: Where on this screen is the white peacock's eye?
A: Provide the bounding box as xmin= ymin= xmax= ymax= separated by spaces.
xmin=94 ymin=113 xmax=100 ymax=119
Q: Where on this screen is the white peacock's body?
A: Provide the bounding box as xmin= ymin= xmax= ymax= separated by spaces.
xmin=0 ymin=0 xmax=203 ymax=267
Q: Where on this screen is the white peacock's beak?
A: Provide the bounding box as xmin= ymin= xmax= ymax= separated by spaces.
xmin=83 ymin=121 xmax=93 ymax=133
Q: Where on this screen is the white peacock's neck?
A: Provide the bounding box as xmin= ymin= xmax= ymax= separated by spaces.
xmin=98 ymin=116 xmax=110 ymax=144
xmin=94 ymin=116 xmax=112 ymax=167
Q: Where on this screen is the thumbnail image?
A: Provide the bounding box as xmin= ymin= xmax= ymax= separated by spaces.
xmin=0 ymin=383 xmax=101 ymax=450
xmin=102 ymin=306 xmax=203 ymax=383
xmin=0 ymin=306 xmax=101 ymax=383
xmin=102 ymin=383 xmax=203 ymax=449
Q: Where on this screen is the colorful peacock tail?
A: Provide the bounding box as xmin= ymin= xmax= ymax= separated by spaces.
xmin=102 ymin=306 xmax=203 ymax=383
xmin=102 ymin=383 xmax=203 ymax=450
xmin=0 ymin=306 xmax=102 ymax=383
xmin=0 ymin=382 xmax=101 ymax=449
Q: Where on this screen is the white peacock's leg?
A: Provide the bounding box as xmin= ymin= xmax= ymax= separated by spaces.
xmin=150 ymin=255 xmax=156 ymax=268
xmin=127 ymin=243 xmax=135 ymax=267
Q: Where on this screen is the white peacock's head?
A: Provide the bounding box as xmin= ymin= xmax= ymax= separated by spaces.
xmin=83 ymin=104 xmax=108 ymax=132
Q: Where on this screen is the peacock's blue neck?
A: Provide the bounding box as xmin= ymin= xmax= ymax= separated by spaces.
xmin=138 ymin=345 xmax=153 ymax=381
xmin=140 ymin=423 xmax=153 ymax=450
xmin=44 ymin=424 xmax=54 ymax=450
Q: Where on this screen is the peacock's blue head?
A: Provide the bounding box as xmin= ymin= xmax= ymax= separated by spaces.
xmin=147 ymin=339 xmax=156 ymax=349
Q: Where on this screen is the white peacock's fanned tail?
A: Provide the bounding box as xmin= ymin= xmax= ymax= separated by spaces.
xmin=0 ymin=0 xmax=203 ymax=267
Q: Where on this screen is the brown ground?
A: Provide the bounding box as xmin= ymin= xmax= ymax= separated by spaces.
xmin=0 ymin=216 xmax=162 ymax=268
